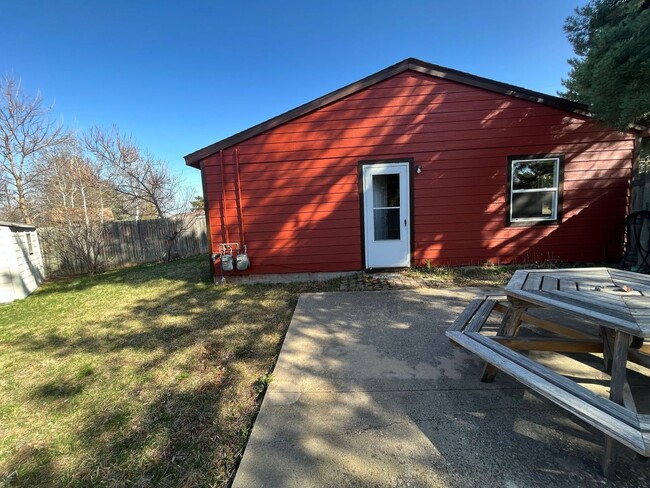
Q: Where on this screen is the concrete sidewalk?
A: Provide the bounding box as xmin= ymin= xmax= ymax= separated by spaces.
xmin=233 ymin=289 xmax=650 ymax=487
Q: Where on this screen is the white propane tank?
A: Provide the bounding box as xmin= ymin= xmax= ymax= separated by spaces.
xmin=236 ymin=252 xmax=250 ymax=271
xmin=221 ymin=253 xmax=234 ymax=271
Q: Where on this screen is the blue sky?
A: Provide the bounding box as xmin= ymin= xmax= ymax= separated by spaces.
xmin=3 ymin=1 xmax=586 ymax=195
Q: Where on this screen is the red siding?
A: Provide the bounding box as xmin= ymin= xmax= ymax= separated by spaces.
xmin=202 ymin=71 xmax=634 ymax=274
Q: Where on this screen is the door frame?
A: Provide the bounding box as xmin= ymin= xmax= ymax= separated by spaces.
xmin=358 ymin=158 xmax=415 ymax=270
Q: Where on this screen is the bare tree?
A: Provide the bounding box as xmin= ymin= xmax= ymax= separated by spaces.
xmin=84 ymin=126 xmax=176 ymax=218
xmin=0 ymin=75 xmax=67 ymax=223
xmin=84 ymin=125 xmax=199 ymax=261
xmin=35 ymin=141 xmax=112 ymax=274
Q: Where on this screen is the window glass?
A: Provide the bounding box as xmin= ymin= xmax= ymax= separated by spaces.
xmin=512 ymin=160 xmax=556 ymax=190
xmin=374 ymin=208 xmax=401 ymax=240
xmin=372 ymin=174 xmax=400 ymax=208
xmin=512 ymin=192 xmax=555 ymax=220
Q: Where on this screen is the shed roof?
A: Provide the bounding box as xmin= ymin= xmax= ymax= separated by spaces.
xmin=184 ymin=57 xmax=592 ymax=168
xmin=0 ymin=221 xmax=36 ymax=230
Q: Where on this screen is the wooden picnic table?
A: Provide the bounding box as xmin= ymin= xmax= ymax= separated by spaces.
xmin=446 ymin=267 xmax=650 ymax=479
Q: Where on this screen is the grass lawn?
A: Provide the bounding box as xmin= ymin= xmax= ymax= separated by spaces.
xmin=1 ymin=256 xmax=560 ymax=486
xmin=0 ymin=256 xmax=338 ymax=487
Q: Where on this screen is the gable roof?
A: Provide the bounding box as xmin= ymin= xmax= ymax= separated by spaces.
xmin=185 ymin=57 xmax=591 ymax=168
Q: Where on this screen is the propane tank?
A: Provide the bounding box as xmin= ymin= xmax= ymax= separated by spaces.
xmin=236 ymin=246 xmax=250 ymax=271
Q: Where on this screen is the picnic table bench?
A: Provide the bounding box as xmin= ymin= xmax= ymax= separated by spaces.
xmin=446 ymin=267 xmax=650 ymax=479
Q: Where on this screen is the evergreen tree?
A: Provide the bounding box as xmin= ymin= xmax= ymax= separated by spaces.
xmin=561 ymin=0 xmax=650 ymax=130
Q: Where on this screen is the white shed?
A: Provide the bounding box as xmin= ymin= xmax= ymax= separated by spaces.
xmin=0 ymin=222 xmax=44 ymax=303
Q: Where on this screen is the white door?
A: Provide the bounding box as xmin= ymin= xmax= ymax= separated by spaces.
xmin=363 ymin=162 xmax=410 ymax=268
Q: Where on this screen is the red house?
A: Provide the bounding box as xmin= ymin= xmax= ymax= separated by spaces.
xmin=185 ymin=58 xmax=639 ymax=277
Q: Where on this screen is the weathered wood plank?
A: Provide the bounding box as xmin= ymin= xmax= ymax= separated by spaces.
xmin=628 ymin=348 xmax=650 ymax=369
xmin=523 ymin=273 xmax=542 ymax=291
xmin=519 ymin=311 xmax=598 ymax=339
xmin=625 ymin=309 xmax=650 ymax=318
xmin=623 ymin=380 xmax=637 ymax=414
xmin=621 ymin=296 xmax=650 ymax=309
xmin=548 ymin=288 xmax=628 ymax=310
xmin=559 ymin=279 xmax=579 ymax=291
xmin=481 ymin=301 xmax=526 ymax=383
xmin=506 ymin=289 xmax=642 ymax=336
xmin=601 ymin=327 xmax=615 ymax=373
xmin=634 ymin=322 xmax=650 ymax=337
xmin=638 ymin=415 xmax=650 ymax=432
xmin=466 ymin=298 xmax=500 ymax=332
xmin=541 ymin=276 xmax=560 ymax=291
xmin=527 ymin=268 xmax=609 ymax=275
xmin=602 ymin=330 xmax=632 ymax=479
xmin=505 ymin=269 xmax=529 ymax=291
xmin=610 ymin=280 xmax=650 ymax=293
xmin=609 ymin=268 xmax=650 ymax=284
xmin=469 ymin=332 xmax=639 ymax=429
xmin=540 ymin=291 xmax=632 ymax=322
xmin=447 ymin=297 xmax=486 ymax=333
xmin=446 ymin=330 xmax=646 ymax=454
xmin=491 ymin=336 xmax=603 ymax=352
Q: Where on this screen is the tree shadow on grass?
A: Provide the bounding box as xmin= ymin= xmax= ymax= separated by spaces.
xmin=72 ymin=370 xmax=245 ymax=487
xmin=31 ymin=381 xmax=85 ymax=401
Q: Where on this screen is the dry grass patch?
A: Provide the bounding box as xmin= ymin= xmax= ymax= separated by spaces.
xmin=406 ymin=261 xmax=584 ymax=287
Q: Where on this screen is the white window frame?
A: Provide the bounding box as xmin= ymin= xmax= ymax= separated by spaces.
xmin=509 ymin=157 xmax=560 ymax=224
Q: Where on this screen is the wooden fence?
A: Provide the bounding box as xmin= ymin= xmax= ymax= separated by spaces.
xmin=39 ymin=214 xmax=208 ymax=277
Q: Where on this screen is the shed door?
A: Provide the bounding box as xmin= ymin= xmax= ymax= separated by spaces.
xmin=363 ymin=162 xmax=410 ymax=268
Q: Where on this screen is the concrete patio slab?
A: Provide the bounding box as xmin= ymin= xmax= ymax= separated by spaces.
xmin=233 ymin=289 xmax=650 ymax=487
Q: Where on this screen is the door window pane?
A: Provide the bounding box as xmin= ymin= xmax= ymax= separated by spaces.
xmin=511 ymin=192 xmax=555 ymax=220
xmin=374 ymin=208 xmax=400 ymax=240
xmin=373 ymin=174 xmax=400 ymax=208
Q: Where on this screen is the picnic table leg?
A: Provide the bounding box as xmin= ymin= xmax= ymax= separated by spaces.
xmin=600 ymin=327 xmax=614 ymax=373
xmin=602 ymin=330 xmax=631 ymax=479
xmin=481 ymin=299 xmax=526 ymax=383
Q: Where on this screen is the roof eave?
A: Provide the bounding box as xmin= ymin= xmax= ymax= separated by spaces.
xmin=184 ymin=59 xmax=412 ymax=168
xmin=0 ymin=221 xmax=36 ymax=230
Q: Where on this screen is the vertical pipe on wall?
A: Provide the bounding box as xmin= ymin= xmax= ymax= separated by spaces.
xmin=220 ymin=150 xmax=230 ymax=243
xmin=234 ymin=149 xmax=247 ymax=247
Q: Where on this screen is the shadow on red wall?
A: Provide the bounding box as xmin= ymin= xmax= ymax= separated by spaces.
xmin=203 ymin=71 xmax=634 ymax=274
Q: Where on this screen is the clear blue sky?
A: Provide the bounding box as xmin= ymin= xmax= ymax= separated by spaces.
xmin=3 ymin=0 xmax=586 ymax=195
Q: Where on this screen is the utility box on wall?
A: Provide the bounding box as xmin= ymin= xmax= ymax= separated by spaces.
xmin=0 ymin=222 xmax=45 ymax=303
